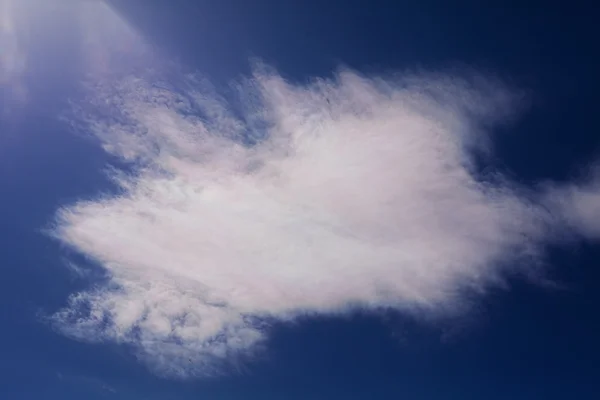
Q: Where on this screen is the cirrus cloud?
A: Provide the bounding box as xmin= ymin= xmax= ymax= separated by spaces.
xmin=0 ymin=0 xmax=27 ymax=109
xmin=48 ymin=64 xmax=600 ymax=377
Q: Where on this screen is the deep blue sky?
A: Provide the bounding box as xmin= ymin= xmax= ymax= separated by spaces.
xmin=1 ymin=1 xmax=599 ymax=399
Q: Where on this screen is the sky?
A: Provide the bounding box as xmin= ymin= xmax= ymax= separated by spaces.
xmin=1 ymin=0 xmax=599 ymax=399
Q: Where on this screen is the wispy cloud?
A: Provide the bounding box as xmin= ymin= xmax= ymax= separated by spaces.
xmin=77 ymin=1 xmax=150 ymax=80
xmin=0 ymin=0 xmax=146 ymax=116
xmin=49 ymin=61 xmax=600 ymax=377
xmin=543 ymin=167 xmax=600 ymax=240
xmin=0 ymin=0 xmax=27 ymax=108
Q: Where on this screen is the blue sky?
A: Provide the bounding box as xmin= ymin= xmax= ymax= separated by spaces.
xmin=1 ymin=0 xmax=599 ymax=398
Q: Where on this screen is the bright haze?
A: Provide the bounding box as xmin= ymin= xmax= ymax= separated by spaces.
xmin=1 ymin=0 xmax=598 ymax=398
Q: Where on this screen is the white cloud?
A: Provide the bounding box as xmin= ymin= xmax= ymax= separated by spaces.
xmin=48 ymin=63 xmax=600 ymax=377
